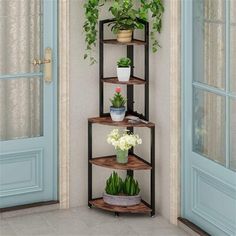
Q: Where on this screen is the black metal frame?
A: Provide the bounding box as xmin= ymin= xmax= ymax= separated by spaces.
xmin=88 ymin=18 xmax=155 ymax=217
xmin=99 ymin=18 xmax=149 ymax=121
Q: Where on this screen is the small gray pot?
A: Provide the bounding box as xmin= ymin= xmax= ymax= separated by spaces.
xmin=110 ymin=106 xmax=125 ymax=122
xmin=103 ymin=193 xmax=141 ymax=206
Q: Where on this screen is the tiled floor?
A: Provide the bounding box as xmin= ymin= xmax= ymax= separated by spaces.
xmin=0 ymin=206 xmax=189 ymax=236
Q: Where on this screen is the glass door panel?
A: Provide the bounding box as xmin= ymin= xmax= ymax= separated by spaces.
xmin=230 ymin=99 xmax=236 ymax=171
xmin=0 ymin=77 xmax=43 ymax=141
xmin=193 ymin=0 xmax=226 ymax=90
xmin=204 ymin=0 xmax=225 ymax=21
xmin=0 ymin=0 xmax=43 ymax=141
xmin=193 ymin=87 xmax=226 ymax=165
xmin=0 ymin=0 xmax=42 ymax=75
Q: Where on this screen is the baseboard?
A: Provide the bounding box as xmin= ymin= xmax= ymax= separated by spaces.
xmin=0 ymin=201 xmax=59 ymax=219
xmin=178 ymin=217 xmax=211 ymax=236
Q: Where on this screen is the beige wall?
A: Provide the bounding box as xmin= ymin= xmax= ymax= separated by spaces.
xmin=69 ymin=0 xmax=171 ymax=220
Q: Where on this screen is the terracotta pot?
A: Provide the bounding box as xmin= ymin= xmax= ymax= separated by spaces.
xmin=103 ymin=193 xmax=141 ymax=206
xmin=117 ymin=30 xmax=133 ymax=43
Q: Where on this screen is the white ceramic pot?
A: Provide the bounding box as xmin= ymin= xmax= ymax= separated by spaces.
xmin=117 ymin=30 xmax=132 ymax=43
xmin=110 ymin=106 xmax=126 ymax=122
xmin=117 ymin=67 xmax=131 ymax=82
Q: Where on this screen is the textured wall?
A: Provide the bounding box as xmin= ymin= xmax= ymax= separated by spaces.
xmin=69 ymin=0 xmax=171 ymax=220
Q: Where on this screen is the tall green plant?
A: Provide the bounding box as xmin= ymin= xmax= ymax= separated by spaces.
xmin=105 ymin=172 xmax=123 ymax=195
xmin=83 ymin=0 xmax=164 ymax=64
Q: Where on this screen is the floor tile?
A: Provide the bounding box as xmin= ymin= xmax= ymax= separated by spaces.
xmin=0 ymin=206 xmax=189 ymax=236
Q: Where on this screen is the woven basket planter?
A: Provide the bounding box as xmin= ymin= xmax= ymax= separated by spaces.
xmin=117 ymin=30 xmax=133 ymax=43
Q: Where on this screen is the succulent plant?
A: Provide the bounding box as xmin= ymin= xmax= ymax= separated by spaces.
xmin=123 ymin=175 xmax=140 ymax=196
xmin=117 ymin=57 xmax=132 ymax=68
xmin=105 ymin=171 xmax=123 ymax=195
xmin=105 ymin=172 xmax=141 ymax=196
xmin=110 ymin=87 xmax=126 ymax=108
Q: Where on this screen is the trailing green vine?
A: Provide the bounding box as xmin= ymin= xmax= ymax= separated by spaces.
xmin=83 ymin=0 xmax=164 ymax=64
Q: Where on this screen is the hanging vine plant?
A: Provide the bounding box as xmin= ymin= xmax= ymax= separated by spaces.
xmin=83 ymin=0 xmax=164 ymax=64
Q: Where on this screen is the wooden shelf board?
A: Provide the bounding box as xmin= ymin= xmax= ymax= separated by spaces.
xmin=89 ymin=198 xmax=152 ymax=213
xmin=102 ymin=77 xmax=146 ymax=85
xmin=103 ymin=39 xmax=146 ymax=46
xmin=90 ymin=155 xmax=151 ymax=170
xmin=88 ymin=116 xmax=155 ymax=128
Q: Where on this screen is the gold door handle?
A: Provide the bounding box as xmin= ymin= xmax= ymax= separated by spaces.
xmin=32 ymin=59 xmax=51 ymax=66
xmin=32 ymin=48 xmax=52 ymax=83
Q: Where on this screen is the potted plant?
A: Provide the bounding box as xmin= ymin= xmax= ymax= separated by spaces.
xmin=108 ymin=0 xmax=143 ymax=43
xmin=110 ymin=87 xmax=126 ymax=122
xmin=103 ymin=172 xmax=141 ymax=206
xmin=107 ymin=129 xmax=142 ymax=164
xmin=83 ymin=0 xmax=164 ymax=64
xmin=117 ymin=57 xmax=131 ymax=82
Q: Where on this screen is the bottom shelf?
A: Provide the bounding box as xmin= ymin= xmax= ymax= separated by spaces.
xmin=89 ymin=198 xmax=152 ymax=214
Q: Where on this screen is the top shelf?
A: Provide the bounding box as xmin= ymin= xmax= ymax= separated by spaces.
xmin=88 ymin=116 xmax=155 ymax=128
xmin=102 ymin=39 xmax=146 ymax=46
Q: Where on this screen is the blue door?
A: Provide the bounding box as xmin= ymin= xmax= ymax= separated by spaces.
xmin=0 ymin=0 xmax=58 ymax=208
xmin=182 ymin=0 xmax=236 ymax=235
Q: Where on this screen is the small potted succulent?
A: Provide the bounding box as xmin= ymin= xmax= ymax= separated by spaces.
xmin=117 ymin=57 xmax=131 ymax=82
xmin=107 ymin=129 xmax=142 ymax=164
xmin=103 ymin=171 xmax=141 ymax=206
xmin=110 ymin=87 xmax=126 ymax=122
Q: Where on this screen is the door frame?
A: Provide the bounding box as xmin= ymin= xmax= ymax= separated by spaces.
xmin=169 ymin=0 xmax=181 ymax=225
xmin=58 ymin=0 xmax=70 ymax=209
xmin=58 ymin=0 xmax=182 ymax=218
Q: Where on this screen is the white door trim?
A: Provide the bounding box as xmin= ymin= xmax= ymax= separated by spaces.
xmin=59 ymin=0 xmax=70 ymax=209
xmin=169 ymin=0 xmax=181 ymax=225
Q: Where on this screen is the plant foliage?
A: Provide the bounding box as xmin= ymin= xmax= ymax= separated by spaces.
xmin=105 ymin=171 xmax=141 ymax=196
xmin=123 ymin=175 xmax=140 ymax=196
xmin=105 ymin=171 xmax=123 ymax=195
xmin=117 ymin=57 xmax=131 ymax=67
xmin=83 ymin=0 xmax=164 ymax=64
xmin=108 ymin=0 xmax=143 ymax=33
xmin=110 ymin=88 xmax=126 ymax=108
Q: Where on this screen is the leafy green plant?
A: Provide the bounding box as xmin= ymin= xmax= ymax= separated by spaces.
xmin=117 ymin=57 xmax=131 ymax=68
xmin=83 ymin=0 xmax=164 ymax=64
xmin=105 ymin=172 xmax=141 ymax=196
xmin=105 ymin=171 xmax=123 ymax=195
xmin=110 ymin=87 xmax=126 ymax=108
xmin=108 ymin=0 xmax=143 ymax=34
xmin=123 ymin=175 xmax=140 ymax=196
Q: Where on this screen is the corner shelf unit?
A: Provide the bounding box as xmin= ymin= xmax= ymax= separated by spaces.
xmin=99 ymin=18 xmax=149 ymax=120
xmin=88 ymin=18 xmax=156 ymax=216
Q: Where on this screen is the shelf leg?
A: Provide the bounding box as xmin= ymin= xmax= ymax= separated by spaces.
xmin=151 ymin=126 xmax=155 ymax=216
xmin=115 ymin=212 xmax=120 ymax=217
xmin=88 ymin=121 xmax=92 ymax=207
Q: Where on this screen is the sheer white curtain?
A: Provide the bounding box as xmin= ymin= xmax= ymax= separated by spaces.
xmin=0 ymin=0 xmax=42 ymax=141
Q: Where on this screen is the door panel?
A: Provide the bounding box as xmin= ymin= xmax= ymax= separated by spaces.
xmin=0 ymin=77 xmax=43 ymax=141
xmin=193 ymin=88 xmax=226 ymax=165
xmin=230 ymin=99 xmax=236 ymax=171
xmin=0 ymin=1 xmax=42 ymax=75
xmin=0 ymin=0 xmax=57 ymax=208
xmin=182 ymin=0 xmax=236 ymax=235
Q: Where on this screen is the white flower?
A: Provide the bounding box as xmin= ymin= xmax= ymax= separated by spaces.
xmin=107 ymin=129 xmax=142 ymax=151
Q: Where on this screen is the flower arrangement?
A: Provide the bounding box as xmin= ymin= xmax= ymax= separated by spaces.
xmin=110 ymin=87 xmax=126 ymax=122
xmin=107 ymin=129 xmax=142 ymax=151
